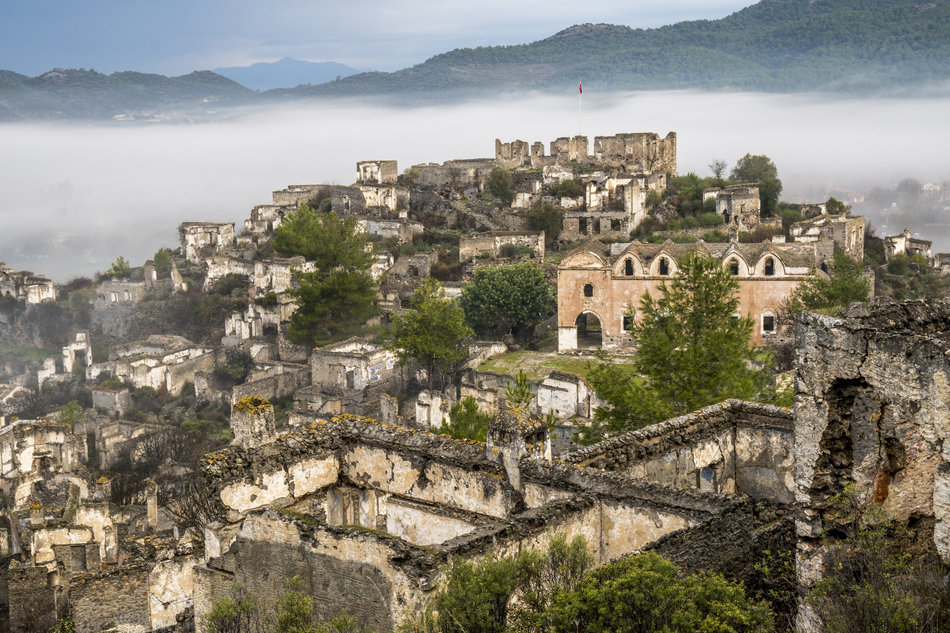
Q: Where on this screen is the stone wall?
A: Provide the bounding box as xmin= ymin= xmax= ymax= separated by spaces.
xmin=562 ymin=401 xmax=795 ymax=502
xmin=459 ymin=232 xmax=545 ymax=263
xmin=69 ymin=564 xmax=150 ymax=633
xmin=231 ymin=363 xmax=311 ymax=407
xmin=8 ymin=563 xmax=63 ymax=633
xmin=794 ymin=299 xmax=950 ymax=590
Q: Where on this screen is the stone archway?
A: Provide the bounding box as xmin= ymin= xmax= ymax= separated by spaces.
xmin=575 ymin=312 xmax=603 ymax=349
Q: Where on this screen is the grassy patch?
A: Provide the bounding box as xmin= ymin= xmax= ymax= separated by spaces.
xmin=0 ymin=344 xmax=57 ymax=364
xmin=477 ymin=350 xmax=635 ymax=382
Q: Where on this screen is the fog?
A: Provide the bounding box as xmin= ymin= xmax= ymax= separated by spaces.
xmin=1 ymin=90 xmax=948 ymax=281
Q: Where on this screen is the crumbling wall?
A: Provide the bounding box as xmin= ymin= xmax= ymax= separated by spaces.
xmin=69 ymin=564 xmax=150 ymax=633
xmin=562 ymin=401 xmax=794 ymax=502
xmin=149 ymin=554 xmax=198 ymax=630
xmin=794 ymin=300 xmax=950 ymax=592
xmin=459 ymin=232 xmax=544 ymax=262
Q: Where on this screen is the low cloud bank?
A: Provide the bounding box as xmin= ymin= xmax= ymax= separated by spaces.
xmin=1 ymin=90 xmax=947 ymax=281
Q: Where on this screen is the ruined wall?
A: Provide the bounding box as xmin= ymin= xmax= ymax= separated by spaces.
xmin=647 ymin=501 xmax=794 ymax=588
xmin=8 ymin=564 xmax=62 ymax=633
xmin=231 ymin=364 xmax=311 ymax=407
xmin=149 ymin=555 xmax=198 ymax=630
xmin=196 ymin=512 xmax=431 ymax=633
xmin=69 ymin=565 xmax=150 ymax=633
xmin=794 ymin=300 xmax=950 ymax=582
xmin=459 ymin=232 xmax=545 ymax=263
xmin=562 ymin=401 xmax=795 ymax=503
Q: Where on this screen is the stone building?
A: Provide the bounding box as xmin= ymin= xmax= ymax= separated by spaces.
xmin=293 ymin=338 xmax=398 ymax=416
xmin=356 ymin=160 xmax=398 ymax=185
xmin=178 ymin=222 xmax=236 ymax=264
xmin=459 ymin=231 xmax=545 ymax=263
xmin=704 ymin=184 xmax=761 ymax=233
xmin=556 ymin=239 xmax=816 ymax=351
xmin=883 ymin=227 xmax=933 ymax=262
xmin=787 ymin=212 xmax=865 ymax=268
xmin=495 ymin=132 xmax=677 ymax=175
xmin=195 ymin=400 xmax=792 ymax=632
xmin=0 ymin=263 xmax=55 ymax=304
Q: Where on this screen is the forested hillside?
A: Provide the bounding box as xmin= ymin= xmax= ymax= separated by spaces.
xmin=1 ymin=0 xmax=948 ymax=120
xmin=289 ymin=0 xmax=950 ymax=96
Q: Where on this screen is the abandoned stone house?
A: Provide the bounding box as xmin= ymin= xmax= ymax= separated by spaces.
xmin=556 ymin=239 xmax=816 ymax=351
xmin=458 ymin=232 xmax=545 ymax=263
xmin=787 ymin=212 xmax=865 ymax=268
xmin=356 ymin=160 xmax=398 ymax=185
xmin=293 ymin=338 xmax=398 ymax=417
xmin=495 ymin=132 xmax=677 ymax=175
xmin=178 ymin=222 xmax=236 ymax=264
xmin=703 ymin=184 xmax=761 ymax=233
xmin=883 ymin=227 xmax=933 ymax=262
xmin=86 ymin=334 xmax=214 ymax=397
xmin=194 ymin=399 xmax=793 ymax=632
xmin=0 ymin=263 xmax=56 ymax=304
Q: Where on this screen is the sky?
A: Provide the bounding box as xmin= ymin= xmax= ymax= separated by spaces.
xmin=2 ymin=0 xmax=754 ymax=76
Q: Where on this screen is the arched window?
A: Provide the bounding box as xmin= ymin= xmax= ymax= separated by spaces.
xmin=583 ymin=283 xmax=594 ymax=297
xmin=729 ymin=259 xmax=739 ymax=275
xmin=624 ymin=259 xmax=634 ymax=276
xmin=658 ymin=258 xmax=669 ymax=276
xmin=764 ymin=257 xmax=775 ymax=276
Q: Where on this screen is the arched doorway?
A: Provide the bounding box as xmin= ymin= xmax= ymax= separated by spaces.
xmin=575 ymin=312 xmax=603 ymax=349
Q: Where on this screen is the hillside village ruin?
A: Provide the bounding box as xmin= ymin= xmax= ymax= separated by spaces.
xmin=0 ymin=131 xmax=948 ymax=633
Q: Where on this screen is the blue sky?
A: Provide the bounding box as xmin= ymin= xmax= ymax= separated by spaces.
xmin=2 ymin=0 xmax=754 ymax=76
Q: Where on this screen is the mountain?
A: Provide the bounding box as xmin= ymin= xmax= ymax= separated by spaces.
xmin=0 ymin=68 xmax=255 ymax=121
xmin=213 ymin=58 xmax=359 ymax=90
xmin=2 ymin=0 xmax=949 ymax=120
xmin=281 ymin=0 xmax=950 ymax=97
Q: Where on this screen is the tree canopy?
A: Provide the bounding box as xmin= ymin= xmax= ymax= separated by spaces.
xmin=487 ymin=167 xmax=515 ymax=206
xmin=271 ymin=204 xmax=373 ymax=272
xmin=105 ymin=256 xmax=132 ymax=279
xmin=731 ymin=154 xmax=782 ymax=216
xmin=386 ymin=278 xmax=472 ymax=390
xmin=459 ymin=263 xmax=554 ymax=345
xmin=279 ymin=205 xmax=378 ymax=346
xmin=586 ymin=252 xmax=771 ymax=440
xmin=786 ymin=251 xmax=870 ymax=315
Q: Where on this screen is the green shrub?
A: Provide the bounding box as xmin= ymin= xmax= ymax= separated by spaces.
xmin=441 ymin=397 xmax=491 ymax=442
xmin=700 ymin=212 xmax=724 ymax=227
xmin=553 ymin=179 xmax=584 ymax=198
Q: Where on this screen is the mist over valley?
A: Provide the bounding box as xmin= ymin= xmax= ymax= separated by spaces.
xmin=1 ymin=90 xmax=947 ymax=281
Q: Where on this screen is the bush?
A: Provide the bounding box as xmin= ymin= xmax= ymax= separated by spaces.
xmin=703 ymin=230 xmax=730 ymax=242
xmin=551 ymin=551 xmax=774 ymax=633
xmin=525 ymin=202 xmax=564 ymax=248
xmin=553 ymin=179 xmax=584 ymax=198
xmin=700 ymin=212 xmax=724 ymax=227
xmin=487 ymin=167 xmax=515 ymax=205
xmin=441 ymin=397 xmax=491 ymax=442
xmin=681 ymin=215 xmax=699 ymax=229
xmin=498 ymin=244 xmax=535 ymax=259
xmin=256 ymin=291 xmax=279 ymax=308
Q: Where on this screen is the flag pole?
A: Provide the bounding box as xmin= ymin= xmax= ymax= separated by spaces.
xmin=578 ymin=81 xmax=583 ymax=137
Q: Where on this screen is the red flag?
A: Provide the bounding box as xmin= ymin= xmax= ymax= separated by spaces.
xmin=579 ymin=82 xmax=583 ymax=94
